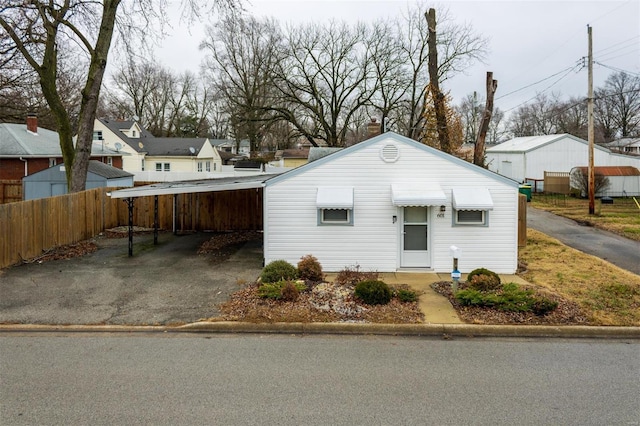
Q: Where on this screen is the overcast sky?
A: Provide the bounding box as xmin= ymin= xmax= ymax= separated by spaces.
xmin=154 ymin=0 xmax=640 ymax=113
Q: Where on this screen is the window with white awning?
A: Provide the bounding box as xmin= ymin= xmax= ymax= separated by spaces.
xmin=316 ymin=187 xmax=354 ymax=225
xmin=451 ymin=187 xmax=493 ymax=226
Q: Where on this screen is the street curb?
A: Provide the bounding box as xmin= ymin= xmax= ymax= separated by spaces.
xmin=1 ymin=322 xmax=639 ymax=339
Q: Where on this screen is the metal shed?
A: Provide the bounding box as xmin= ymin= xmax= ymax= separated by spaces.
xmin=23 ymin=160 xmax=134 ymax=200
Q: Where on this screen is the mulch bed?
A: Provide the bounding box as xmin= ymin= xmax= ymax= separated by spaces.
xmin=21 ymin=240 xmax=98 ymax=264
xmin=431 ymin=281 xmax=591 ymax=325
xmin=218 ymin=281 xmax=425 ymax=324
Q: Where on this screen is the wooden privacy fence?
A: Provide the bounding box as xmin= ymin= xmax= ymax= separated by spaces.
xmin=0 ymin=180 xmax=22 ymax=204
xmin=0 ymin=187 xmax=263 ymax=269
xmin=544 ymin=171 xmax=570 ymax=195
xmin=518 ymin=193 xmax=527 ymax=247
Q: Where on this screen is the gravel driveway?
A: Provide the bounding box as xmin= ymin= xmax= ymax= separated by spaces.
xmin=0 ymin=232 xmax=263 ymax=325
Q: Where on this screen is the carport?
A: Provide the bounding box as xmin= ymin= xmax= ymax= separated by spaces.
xmin=109 ymin=174 xmax=279 ymax=256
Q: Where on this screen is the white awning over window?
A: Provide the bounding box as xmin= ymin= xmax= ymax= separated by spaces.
xmin=316 ymin=187 xmax=354 ymax=209
xmin=391 ymin=183 xmax=447 ymax=206
xmin=452 ymin=187 xmax=494 ymax=210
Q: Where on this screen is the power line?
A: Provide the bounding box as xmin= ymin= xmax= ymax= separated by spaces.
xmin=502 ymin=63 xmax=583 ymax=112
xmin=496 ymin=62 xmax=581 ymax=101
xmin=594 ymin=61 xmax=640 ymax=77
xmin=594 ymin=35 xmax=640 ymax=55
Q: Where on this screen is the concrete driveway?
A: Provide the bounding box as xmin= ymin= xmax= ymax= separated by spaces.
xmin=0 ymin=232 xmax=263 ymax=325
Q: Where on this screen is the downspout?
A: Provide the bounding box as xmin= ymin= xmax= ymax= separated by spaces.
xmin=19 ymin=157 xmax=27 ymax=176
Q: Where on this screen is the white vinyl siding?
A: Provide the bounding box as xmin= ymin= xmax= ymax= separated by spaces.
xmin=265 ymin=136 xmax=519 ymax=273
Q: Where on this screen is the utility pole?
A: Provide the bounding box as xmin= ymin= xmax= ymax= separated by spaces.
xmin=587 ymin=25 xmax=595 ymax=215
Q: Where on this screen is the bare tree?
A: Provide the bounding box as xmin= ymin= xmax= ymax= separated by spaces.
xmin=201 ymin=15 xmax=282 ymax=153
xmin=0 ymin=0 xmax=238 ymax=192
xmin=600 ymin=71 xmax=640 ymax=138
xmin=570 ymin=168 xmax=610 ymax=197
xmin=394 ymin=5 xmax=487 ymax=141
xmin=272 ymin=21 xmax=373 ymax=147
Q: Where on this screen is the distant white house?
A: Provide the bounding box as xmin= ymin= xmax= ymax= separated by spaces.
xmin=264 ymin=132 xmax=520 ymax=274
xmin=486 ymin=134 xmax=640 ymax=191
xmin=93 ymin=118 xmax=224 ymax=181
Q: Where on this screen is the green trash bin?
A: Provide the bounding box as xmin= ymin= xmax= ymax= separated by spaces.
xmin=519 ymin=184 xmax=532 ymax=202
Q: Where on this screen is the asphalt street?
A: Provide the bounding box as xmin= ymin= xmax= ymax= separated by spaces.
xmin=1 ymin=333 xmax=638 ymax=425
xmin=527 ymin=206 xmax=640 ymax=275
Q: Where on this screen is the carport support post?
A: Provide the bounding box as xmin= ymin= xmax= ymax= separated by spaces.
xmin=154 ymin=195 xmax=159 ymax=245
xmin=125 ymin=197 xmax=135 ymax=257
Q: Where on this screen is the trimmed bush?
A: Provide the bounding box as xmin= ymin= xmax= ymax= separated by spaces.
xmin=467 ymin=268 xmax=501 ymax=292
xmin=455 ymin=282 xmax=558 ymax=315
xmin=297 ymin=254 xmax=324 ymax=282
xmin=258 ymin=280 xmax=307 ymax=300
xmin=395 ymin=288 xmax=419 ymax=303
xmin=261 ymin=260 xmax=297 ymax=284
xmin=354 ymin=280 xmax=392 ymax=305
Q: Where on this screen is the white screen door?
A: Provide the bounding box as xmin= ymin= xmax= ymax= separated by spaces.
xmin=401 ymin=206 xmax=430 ymax=267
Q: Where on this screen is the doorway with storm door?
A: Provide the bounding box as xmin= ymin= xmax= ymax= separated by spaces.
xmin=400 ymin=206 xmax=431 ymax=268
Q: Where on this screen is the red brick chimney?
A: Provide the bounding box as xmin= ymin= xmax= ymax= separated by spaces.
xmin=366 ymin=117 xmax=381 ymax=139
xmin=26 ymin=114 xmax=38 ymax=134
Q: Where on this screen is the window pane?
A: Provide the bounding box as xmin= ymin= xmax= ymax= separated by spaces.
xmin=164 ymin=163 xmax=170 ymax=172
xmin=404 ymin=207 xmax=427 ymax=223
xmin=404 ymin=225 xmax=427 ymax=250
xmin=155 ymin=163 xmax=162 ymax=171
xmin=457 ymin=210 xmax=484 ymax=223
xmin=323 ymin=209 xmax=348 ymax=222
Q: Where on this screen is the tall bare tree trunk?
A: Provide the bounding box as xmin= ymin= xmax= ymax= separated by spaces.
xmin=474 ymin=72 xmax=498 ymax=167
xmin=425 ymin=8 xmax=451 ymax=154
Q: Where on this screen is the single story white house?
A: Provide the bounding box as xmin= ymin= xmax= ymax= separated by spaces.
xmin=264 ymin=132 xmax=520 ymax=274
xmin=571 ymin=166 xmax=640 ymax=197
xmin=486 ymin=134 xmax=640 ymax=191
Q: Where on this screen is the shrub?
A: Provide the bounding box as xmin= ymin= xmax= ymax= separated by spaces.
xmin=354 ymin=280 xmax=392 ymax=305
xmin=297 ymin=254 xmax=324 ymax=282
xmin=395 ymin=288 xmax=419 ymax=303
xmin=467 ymin=268 xmax=501 ymax=292
xmin=455 ymin=282 xmax=558 ymax=315
xmin=261 ymin=260 xmax=297 ymax=284
xmin=531 ymin=298 xmax=559 ymax=316
xmin=280 ymin=281 xmax=301 ymax=302
xmin=258 ymin=280 xmax=306 ymax=300
xmin=334 ymin=264 xmax=378 ymax=286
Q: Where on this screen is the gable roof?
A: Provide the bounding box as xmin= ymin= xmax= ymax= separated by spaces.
xmin=265 ymin=132 xmax=518 ymax=187
xmin=146 ymin=138 xmax=207 ymax=156
xmin=0 ymin=122 xmax=122 ymax=157
xmin=87 ymin=160 xmax=134 ymax=179
xmin=97 ymin=118 xmax=156 ymax=153
xmin=487 ymin=134 xmax=611 ymax=154
xmin=281 ymin=149 xmax=309 ymax=159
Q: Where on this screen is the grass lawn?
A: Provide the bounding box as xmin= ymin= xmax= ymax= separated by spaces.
xmin=520 ymin=229 xmax=640 ymax=326
xmin=531 ymin=194 xmax=640 ymax=241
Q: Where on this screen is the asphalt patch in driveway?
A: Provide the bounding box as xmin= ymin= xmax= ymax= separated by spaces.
xmin=0 ymin=232 xmax=264 ymax=326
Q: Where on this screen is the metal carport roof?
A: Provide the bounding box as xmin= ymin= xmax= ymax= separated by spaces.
xmin=109 ymin=174 xmax=280 ymax=198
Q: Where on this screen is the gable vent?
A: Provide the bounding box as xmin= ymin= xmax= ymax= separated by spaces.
xmin=380 ymin=144 xmax=400 ymax=162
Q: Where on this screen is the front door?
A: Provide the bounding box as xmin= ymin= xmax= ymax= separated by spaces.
xmin=400 ymin=206 xmax=430 ymax=268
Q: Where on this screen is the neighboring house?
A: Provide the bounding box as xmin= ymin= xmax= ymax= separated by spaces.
xmin=264 ymin=132 xmax=520 ymax=274
xmin=92 ymin=118 xmax=153 ymax=173
xmin=212 ymin=139 xmax=251 ymax=156
xmin=308 ymin=147 xmax=342 ymax=163
xmin=147 ymin=138 xmax=222 ymax=173
xmin=486 ymin=134 xmax=640 ymax=191
xmin=274 ymin=149 xmax=309 ymax=168
xmin=570 ymin=166 xmax=640 ymax=197
xmin=603 ymin=138 xmax=640 ymax=155
xmin=0 ymin=116 xmax=123 ymax=180
xmin=23 ymin=160 xmax=133 ymax=200
xmin=93 ymin=118 xmax=224 ymax=181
